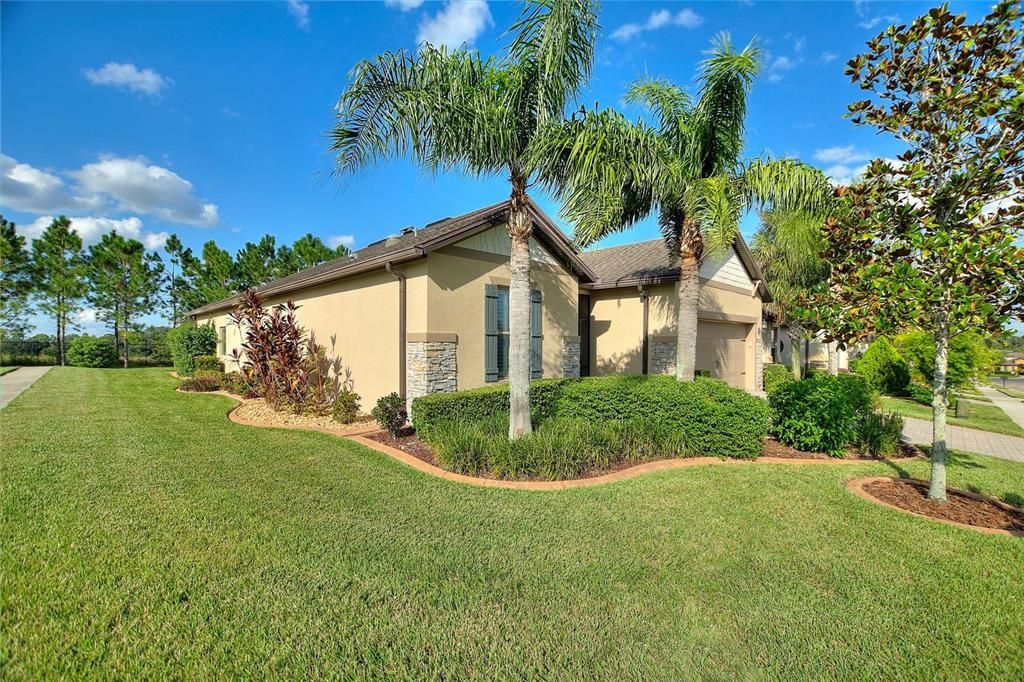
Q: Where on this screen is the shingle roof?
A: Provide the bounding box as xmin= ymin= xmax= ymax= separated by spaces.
xmin=579 ymin=239 xmax=677 ymax=284
xmin=187 ymin=198 xmax=594 ymax=316
xmin=579 ymin=235 xmax=771 ymax=301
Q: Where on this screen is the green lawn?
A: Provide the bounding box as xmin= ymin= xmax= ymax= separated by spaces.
xmin=996 ymin=386 xmax=1024 ymax=400
xmin=880 ymin=395 xmax=1024 ymax=437
xmin=4 ymin=368 xmax=1024 ymax=679
xmin=0 ymin=366 xmax=20 ymax=376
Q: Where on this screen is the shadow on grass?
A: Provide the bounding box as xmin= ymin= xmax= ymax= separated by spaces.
xmin=884 ymin=445 xmax=1024 ymax=508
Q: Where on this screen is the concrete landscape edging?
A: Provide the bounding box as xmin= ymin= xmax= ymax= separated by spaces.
xmin=845 ymin=475 xmax=1023 ymax=538
xmin=175 ymin=383 xmax=926 ymax=491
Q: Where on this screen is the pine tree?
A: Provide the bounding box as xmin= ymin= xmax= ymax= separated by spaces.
xmin=31 ymin=217 xmax=86 ymax=365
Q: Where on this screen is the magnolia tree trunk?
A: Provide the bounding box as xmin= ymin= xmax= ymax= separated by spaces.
xmin=507 ymin=187 xmax=533 ymax=439
xmin=788 ymin=325 xmax=803 ymax=381
xmin=827 ymin=341 xmax=839 ymax=376
xmin=675 ymin=220 xmax=702 ymax=381
xmin=928 ymin=315 xmax=951 ymax=502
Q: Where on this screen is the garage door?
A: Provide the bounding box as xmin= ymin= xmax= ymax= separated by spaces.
xmin=696 ymin=321 xmax=749 ymax=389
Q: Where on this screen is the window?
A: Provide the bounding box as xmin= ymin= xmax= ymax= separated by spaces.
xmin=218 ymin=326 xmax=227 ymax=355
xmin=485 ymin=285 xmax=541 ymax=382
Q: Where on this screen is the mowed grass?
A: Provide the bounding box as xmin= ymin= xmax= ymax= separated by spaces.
xmin=3 ymin=369 xmax=1024 ymax=680
xmin=0 ymin=366 xmax=20 ymax=376
xmin=880 ymin=394 xmax=1024 ymax=437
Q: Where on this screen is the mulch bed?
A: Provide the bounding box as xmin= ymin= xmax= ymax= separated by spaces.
xmin=367 ymin=427 xmax=438 ymax=466
xmin=863 ymin=478 xmax=1024 ymax=533
xmin=235 ymin=398 xmax=375 ymax=434
xmin=762 ymin=437 xmax=924 ymax=460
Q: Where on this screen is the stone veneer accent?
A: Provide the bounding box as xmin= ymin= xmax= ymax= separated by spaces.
xmin=561 ymin=337 xmax=581 ymax=378
xmin=650 ymin=338 xmax=676 ymax=375
xmin=406 ymin=339 xmax=458 ymax=411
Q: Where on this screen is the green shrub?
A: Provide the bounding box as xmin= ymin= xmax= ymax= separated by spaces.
xmin=769 ymin=374 xmax=877 ymax=456
xmin=906 ymin=383 xmax=934 ymax=406
xmin=193 ymin=355 xmax=223 ymax=373
xmin=556 ymin=375 xmax=770 ymax=459
xmin=763 ymin=363 xmax=793 ymax=394
xmin=168 ymin=324 xmax=217 ymax=376
xmin=856 ymin=337 xmax=910 ymax=394
xmin=425 ymin=415 xmax=693 ymax=481
xmin=66 ymin=336 xmax=117 ymax=368
xmin=221 ymin=371 xmax=247 ymax=396
xmin=179 ymin=371 xmax=221 ymax=392
xmin=895 ymin=330 xmax=1000 ymax=389
xmin=332 ymin=389 xmax=362 ymax=424
xmin=856 ymin=411 xmax=904 ymax=457
xmin=410 ymin=378 xmax=570 ymax=440
xmin=372 ymin=392 xmax=407 ymax=436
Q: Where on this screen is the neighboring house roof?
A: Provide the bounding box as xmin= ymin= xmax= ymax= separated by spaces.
xmin=578 ymin=235 xmax=772 ymax=301
xmin=187 ymin=197 xmax=596 ymax=317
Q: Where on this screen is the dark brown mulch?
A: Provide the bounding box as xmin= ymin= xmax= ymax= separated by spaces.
xmin=762 ymin=438 xmax=924 ymax=460
xmin=864 ymin=478 xmax=1024 ymax=533
xmin=367 ymin=428 xmax=437 ymax=466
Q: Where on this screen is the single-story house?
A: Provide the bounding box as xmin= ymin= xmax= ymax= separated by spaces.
xmin=998 ymin=353 xmax=1024 ymax=375
xmin=772 ymin=326 xmax=850 ymax=373
xmin=189 ymin=198 xmax=771 ymax=408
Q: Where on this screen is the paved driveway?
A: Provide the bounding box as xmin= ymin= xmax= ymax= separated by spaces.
xmin=0 ymin=366 xmax=52 ymax=409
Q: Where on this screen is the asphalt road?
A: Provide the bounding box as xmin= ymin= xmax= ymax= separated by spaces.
xmin=990 ymin=374 xmax=1024 ymax=391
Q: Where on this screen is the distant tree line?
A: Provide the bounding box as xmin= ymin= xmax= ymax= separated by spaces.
xmin=0 ymin=215 xmax=350 ymax=366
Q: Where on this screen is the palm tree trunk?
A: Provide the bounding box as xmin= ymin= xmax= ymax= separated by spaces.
xmin=789 ymin=325 xmax=802 ymax=381
xmin=928 ymin=311 xmax=950 ymax=502
xmin=507 ymin=182 xmax=533 ymax=439
xmin=674 ymin=219 xmax=702 ymax=382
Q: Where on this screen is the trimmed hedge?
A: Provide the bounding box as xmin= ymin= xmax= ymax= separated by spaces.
xmin=855 ymin=337 xmax=910 ymax=394
xmin=557 ymin=376 xmax=770 ymax=459
xmin=412 ymin=374 xmax=770 ymax=461
xmin=763 ymin=363 xmax=793 ymax=394
xmin=410 ymin=378 xmax=569 ymax=440
xmin=168 ymin=324 xmax=217 ymax=377
xmin=193 ymin=355 xmax=223 ymax=373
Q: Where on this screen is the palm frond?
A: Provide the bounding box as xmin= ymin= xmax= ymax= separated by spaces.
xmin=331 ymin=46 xmax=516 ymax=177
xmin=738 ymin=158 xmax=833 ymax=215
xmin=508 ymin=0 xmax=599 ymax=126
xmin=529 ymin=107 xmax=665 ymax=246
xmin=690 ymin=33 xmax=760 ymax=177
xmin=624 ymin=79 xmax=692 ymax=153
xmin=683 ymin=176 xmax=742 ymax=256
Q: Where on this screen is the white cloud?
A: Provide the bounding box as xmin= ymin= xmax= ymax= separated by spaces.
xmin=71 ymin=156 xmax=218 ymax=226
xmin=221 ymin=107 xmax=242 ymax=118
xmin=417 ymin=1 xmax=492 ymax=48
xmin=384 ymin=0 xmax=425 ymax=10
xmin=766 ymin=55 xmax=797 ymax=82
xmin=83 ymin=62 xmax=171 ymax=97
xmin=75 ymin=308 xmax=98 ymax=325
xmin=0 ymin=154 xmax=99 ymax=213
xmin=857 ymin=14 xmax=898 ymax=29
xmin=327 ymin=234 xmax=356 ymax=249
xmin=1 ymin=153 xmax=218 ymax=227
xmin=287 ymin=0 xmax=310 ymax=30
xmin=813 ymin=145 xmax=873 ymax=164
xmin=822 ymin=163 xmax=869 ymax=186
xmin=21 ymin=215 xmax=169 ymax=250
xmin=611 ymin=8 xmax=703 ymax=41
xmin=821 ymin=51 xmax=839 ymax=63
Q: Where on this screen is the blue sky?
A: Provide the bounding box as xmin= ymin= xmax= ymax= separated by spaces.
xmin=1 ymin=0 xmax=1004 ymax=334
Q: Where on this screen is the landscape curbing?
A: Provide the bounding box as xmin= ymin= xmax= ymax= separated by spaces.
xmin=175 ymin=382 xmax=926 ymax=491
xmin=845 ymin=475 xmax=1023 ymax=538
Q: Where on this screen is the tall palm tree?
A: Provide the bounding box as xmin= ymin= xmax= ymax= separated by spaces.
xmin=751 ymin=208 xmax=831 ymax=379
xmin=532 ymin=34 xmax=831 ymax=381
xmin=330 ymin=0 xmax=598 ymax=438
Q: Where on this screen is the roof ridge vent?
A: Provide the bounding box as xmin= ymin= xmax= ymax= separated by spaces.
xmin=400 ymin=225 xmax=416 ymax=236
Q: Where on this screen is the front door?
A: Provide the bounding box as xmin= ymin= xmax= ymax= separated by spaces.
xmin=578 ymin=294 xmax=591 ymax=377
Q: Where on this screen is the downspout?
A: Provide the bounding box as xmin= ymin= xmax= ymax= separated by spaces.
xmin=385 ymin=262 xmax=407 ymax=400
xmin=640 ymin=284 xmax=649 ymax=375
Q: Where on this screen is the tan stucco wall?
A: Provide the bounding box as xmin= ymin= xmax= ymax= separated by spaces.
xmin=587 ymin=279 xmax=763 ymax=390
xmin=426 ymin=244 xmax=579 ymax=390
xmin=194 ymin=262 xmax=428 ymax=407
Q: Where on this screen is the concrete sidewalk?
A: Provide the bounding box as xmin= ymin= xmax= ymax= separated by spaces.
xmin=977 ymin=384 xmax=1024 ymax=431
xmin=0 ymin=366 xmax=51 ymax=409
xmin=902 ymin=416 xmax=1024 ymax=463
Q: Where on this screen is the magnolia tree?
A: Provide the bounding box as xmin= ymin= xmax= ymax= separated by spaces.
xmin=805 ymin=3 xmax=1024 ymax=501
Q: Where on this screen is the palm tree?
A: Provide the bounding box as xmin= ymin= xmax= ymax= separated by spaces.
xmin=330 ymin=0 xmax=599 ymax=438
xmin=532 ymin=34 xmax=831 ymax=381
xmin=751 ymin=208 xmax=831 ymax=379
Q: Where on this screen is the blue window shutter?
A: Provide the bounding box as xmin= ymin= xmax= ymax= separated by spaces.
xmin=485 ymin=284 xmax=499 ymax=382
xmin=530 ymin=289 xmax=542 ymax=379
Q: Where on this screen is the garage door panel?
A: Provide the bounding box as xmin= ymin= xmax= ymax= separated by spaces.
xmin=696 ymin=321 xmax=749 ymax=388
